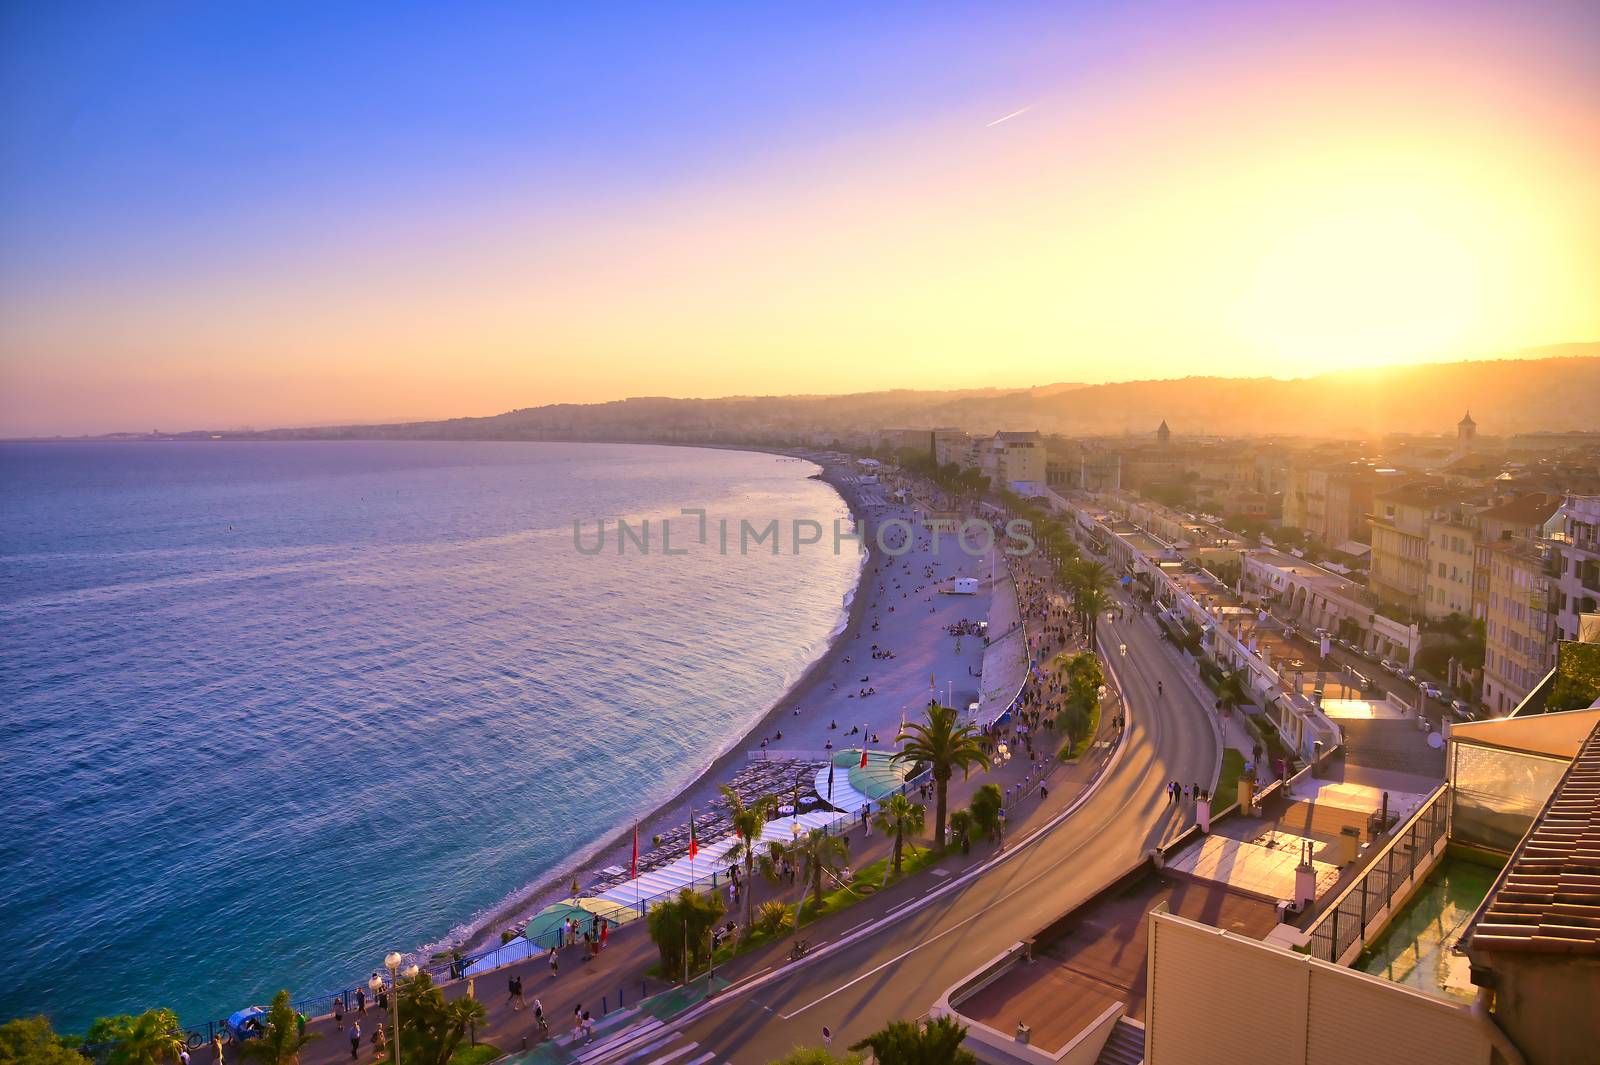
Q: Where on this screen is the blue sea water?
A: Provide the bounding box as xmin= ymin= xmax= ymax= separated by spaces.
xmin=0 ymin=441 xmax=858 ymax=1033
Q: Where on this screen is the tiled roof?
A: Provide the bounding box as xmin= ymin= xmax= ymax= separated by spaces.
xmin=1469 ymin=720 xmax=1600 ymax=955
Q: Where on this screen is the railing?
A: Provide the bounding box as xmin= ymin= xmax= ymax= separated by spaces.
xmin=1303 ymin=784 xmax=1448 ymax=964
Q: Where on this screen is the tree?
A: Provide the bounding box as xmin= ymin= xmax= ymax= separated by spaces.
xmin=238 ymin=992 xmax=316 ymax=1065
xmin=850 ymin=1016 xmax=977 ymax=1065
xmin=753 ymin=900 xmax=794 ymax=937
xmin=86 ymin=1010 xmax=183 ymax=1065
xmin=968 ymin=784 xmax=1003 ymax=845
xmin=721 ymin=784 xmax=779 ymax=940
xmin=1068 ymin=560 xmax=1114 ymax=648
xmin=872 ymin=793 xmax=926 ymax=876
xmin=947 ymin=809 xmax=974 ymax=854
xmin=790 ymin=827 xmax=850 ymax=912
xmin=393 ymin=972 xmax=487 ymax=1065
xmin=896 ymin=704 xmax=991 ymax=849
xmin=1058 ymin=652 xmax=1105 ymax=757
xmin=646 ymin=888 xmax=726 ymax=982
xmin=0 ymin=1017 xmax=86 ymax=1065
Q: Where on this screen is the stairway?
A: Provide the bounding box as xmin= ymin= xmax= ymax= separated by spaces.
xmin=1094 ymin=1018 xmax=1145 ymax=1065
xmin=1338 ymin=718 xmax=1445 ymax=778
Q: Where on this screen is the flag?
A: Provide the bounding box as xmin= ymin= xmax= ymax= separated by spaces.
xmin=630 ymin=824 xmax=639 ymax=880
xmin=687 ymin=811 xmax=698 ymax=860
xmin=860 ymin=748 xmax=869 ymax=769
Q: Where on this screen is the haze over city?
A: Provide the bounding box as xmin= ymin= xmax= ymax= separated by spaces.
xmin=7 ymin=5 xmax=1600 ymax=1065
xmin=3 ymin=0 xmax=1599 ymax=437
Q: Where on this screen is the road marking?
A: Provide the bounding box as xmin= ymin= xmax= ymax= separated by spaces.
xmin=667 ymin=579 xmax=1218 ymax=1036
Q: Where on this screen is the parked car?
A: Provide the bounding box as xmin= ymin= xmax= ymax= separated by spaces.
xmin=1348 ymin=669 xmax=1373 ymax=693
xmin=1380 ymin=659 xmax=1401 ymax=675
xmin=1421 ymin=683 xmax=1444 ymax=700
xmin=1450 ymin=699 xmax=1475 ymax=719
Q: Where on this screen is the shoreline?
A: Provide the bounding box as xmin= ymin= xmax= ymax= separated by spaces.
xmin=448 ymin=454 xmax=879 ymax=960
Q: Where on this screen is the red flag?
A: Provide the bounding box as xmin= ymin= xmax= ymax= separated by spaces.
xmin=630 ymin=824 xmax=639 ymax=880
xmin=860 ymin=748 xmax=869 ymax=769
xmin=688 ymin=811 xmax=699 ymax=860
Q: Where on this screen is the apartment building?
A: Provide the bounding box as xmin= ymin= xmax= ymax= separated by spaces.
xmin=1284 ymin=462 xmax=1400 ymax=549
xmin=1369 ymin=484 xmax=1447 ymax=613
xmin=1482 ymin=539 xmax=1557 ymax=716
xmin=978 ymin=430 xmax=1047 ymax=495
xmin=1548 ymin=495 xmax=1600 ymax=643
xmin=1424 ymin=501 xmax=1480 ymax=619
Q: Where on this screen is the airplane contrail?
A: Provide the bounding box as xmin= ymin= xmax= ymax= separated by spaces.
xmin=986 ymin=105 xmax=1031 ymax=127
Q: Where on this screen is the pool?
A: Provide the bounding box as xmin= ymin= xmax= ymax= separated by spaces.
xmin=1355 ymin=854 xmax=1502 ymax=1002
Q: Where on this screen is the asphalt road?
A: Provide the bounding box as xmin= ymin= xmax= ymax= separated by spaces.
xmin=675 ymin=589 xmax=1221 ymax=1062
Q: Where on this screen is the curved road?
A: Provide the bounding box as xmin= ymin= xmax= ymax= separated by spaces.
xmin=674 ymin=590 xmax=1221 ymax=1061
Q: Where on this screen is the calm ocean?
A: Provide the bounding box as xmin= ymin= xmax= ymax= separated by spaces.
xmin=0 ymin=441 xmax=858 ymax=1032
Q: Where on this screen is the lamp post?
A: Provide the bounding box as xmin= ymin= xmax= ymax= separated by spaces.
xmin=384 ymin=953 xmax=403 ymax=1065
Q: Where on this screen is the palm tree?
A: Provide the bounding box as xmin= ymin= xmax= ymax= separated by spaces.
xmin=93 ymin=1009 xmax=184 ymax=1065
xmin=645 ymin=888 xmax=726 ymax=982
xmin=872 ymin=793 xmax=926 ymax=876
xmin=850 ymin=1016 xmax=977 ymax=1065
xmin=790 ymin=827 xmax=850 ymax=913
xmin=896 ymin=703 xmax=991 ymax=849
xmin=239 ymin=991 xmax=317 ymax=1065
xmin=721 ymin=784 xmax=778 ymax=937
xmin=1069 ymin=560 xmax=1114 ymax=647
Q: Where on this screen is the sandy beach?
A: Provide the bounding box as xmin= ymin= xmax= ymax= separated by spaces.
xmin=452 ymin=453 xmax=1015 ymax=959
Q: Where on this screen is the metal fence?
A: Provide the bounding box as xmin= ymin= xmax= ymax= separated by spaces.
xmin=1304 ymin=784 xmax=1448 ymax=963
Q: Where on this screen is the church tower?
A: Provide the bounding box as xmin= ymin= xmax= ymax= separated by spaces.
xmin=1156 ymin=419 xmax=1171 ymax=447
xmin=1458 ymin=411 xmax=1477 ymax=452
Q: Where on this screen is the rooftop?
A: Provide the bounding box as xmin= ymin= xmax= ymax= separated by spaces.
xmin=1476 ymin=492 xmax=1562 ymax=529
xmin=1468 ymin=719 xmax=1600 ymax=955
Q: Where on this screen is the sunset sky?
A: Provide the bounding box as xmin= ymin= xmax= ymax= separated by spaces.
xmin=2 ymin=1 xmax=1597 ymax=436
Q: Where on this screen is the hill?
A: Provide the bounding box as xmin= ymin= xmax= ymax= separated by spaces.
xmin=131 ymin=348 xmax=1600 ymax=444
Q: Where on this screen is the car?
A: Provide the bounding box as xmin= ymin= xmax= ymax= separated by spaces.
xmin=1380 ymin=659 xmax=1401 ymax=675
xmin=1421 ymin=683 xmax=1443 ymax=700
xmin=1347 ymin=669 xmax=1373 ymax=693
xmin=1406 ymin=673 xmax=1420 ymax=685
xmin=1450 ymin=699 xmax=1474 ymax=719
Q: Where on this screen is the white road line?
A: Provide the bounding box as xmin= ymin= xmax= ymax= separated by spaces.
xmin=664 ymin=566 xmax=1201 ymax=1034
xmin=684 ymin=1054 xmax=718 ymax=1065
xmin=642 ymin=1043 xmax=699 ymax=1065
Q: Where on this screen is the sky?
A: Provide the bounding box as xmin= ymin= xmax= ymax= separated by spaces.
xmin=1 ymin=1 xmax=1597 ymax=436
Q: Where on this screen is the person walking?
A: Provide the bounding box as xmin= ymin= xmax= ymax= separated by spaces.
xmin=373 ymin=1025 xmax=387 ymax=1060
xmin=211 ymin=1034 xmax=225 ymax=1065
xmin=549 ymin=945 xmax=559 ymax=977
xmin=333 ymin=997 xmax=345 ymax=1032
xmin=349 ymin=1021 xmax=361 ymax=1061
xmin=355 ymin=987 xmax=366 ymax=1015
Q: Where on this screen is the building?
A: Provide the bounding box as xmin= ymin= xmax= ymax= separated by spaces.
xmin=1482 ymin=538 xmax=1557 ymax=716
xmin=1369 ymin=483 xmax=1449 ymax=614
xmin=1549 ymin=495 xmax=1600 ymax=643
xmin=941 ymin=697 xmax=1600 ymax=1065
xmin=980 ymin=430 xmax=1046 ymax=495
xmin=1424 ymin=500 xmax=1480 ymax=619
xmin=1284 ymin=462 xmax=1400 ymax=549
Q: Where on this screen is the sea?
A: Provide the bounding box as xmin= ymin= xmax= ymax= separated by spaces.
xmin=0 ymin=440 xmax=860 ymax=1033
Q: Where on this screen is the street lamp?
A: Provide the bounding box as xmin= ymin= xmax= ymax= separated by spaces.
xmin=385 ymin=952 xmax=404 ymax=1065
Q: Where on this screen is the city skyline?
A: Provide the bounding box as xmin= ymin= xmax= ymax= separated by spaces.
xmin=3 ymin=1 xmax=1599 ymax=436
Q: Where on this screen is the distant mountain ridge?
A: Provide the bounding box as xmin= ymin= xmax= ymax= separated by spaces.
xmin=85 ymin=347 xmax=1600 ymax=443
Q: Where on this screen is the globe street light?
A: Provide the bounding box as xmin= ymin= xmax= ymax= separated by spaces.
xmin=384 ymin=953 xmax=404 ymax=1065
